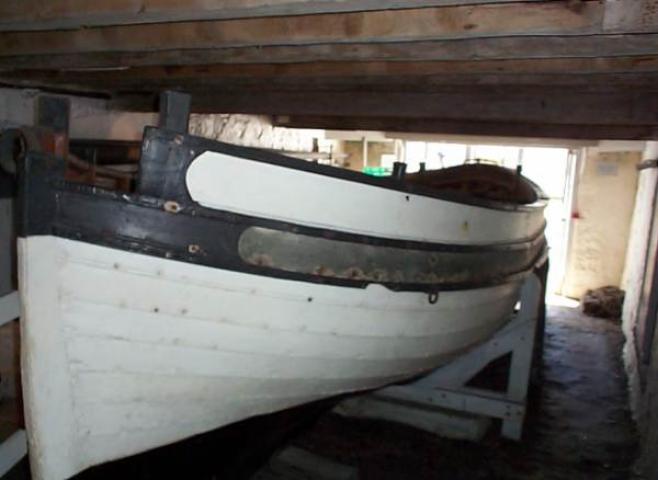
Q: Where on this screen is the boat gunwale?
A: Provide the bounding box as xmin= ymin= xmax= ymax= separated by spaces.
xmin=17 ymin=150 xmax=547 ymax=294
xmin=142 ymin=127 xmax=548 ymax=214
xmin=61 ymin=177 xmax=547 ymax=253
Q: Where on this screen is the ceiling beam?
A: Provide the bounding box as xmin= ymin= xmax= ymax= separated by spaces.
xmin=0 ymin=0 xmax=549 ymax=31
xmin=109 ymin=88 xmax=658 ymax=126
xmin=6 ymin=72 xmax=658 ymax=97
xmin=0 ymin=2 xmax=614 ymax=58
xmin=1 ymin=0 xmax=656 ymax=144
xmin=4 ymin=54 xmax=658 ymax=93
xmin=273 ymin=115 xmax=658 ymax=140
xmin=5 ymin=56 xmax=658 ymax=82
xmin=1 ymin=1 xmax=655 ymax=70
xmin=3 ymin=33 xmax=658 ymax=70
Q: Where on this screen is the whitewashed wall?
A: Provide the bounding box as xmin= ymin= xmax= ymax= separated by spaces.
xmin=0 ymin=87 xmax=157 ymax=139
xmin=621 ymin=142 xmax=658 ymax=478
xmin=561 ymin=148 xmax=640 ymax=298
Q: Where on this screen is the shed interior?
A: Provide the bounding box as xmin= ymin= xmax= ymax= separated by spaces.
xmin=1 ymin=1 xmax=658 ymax=479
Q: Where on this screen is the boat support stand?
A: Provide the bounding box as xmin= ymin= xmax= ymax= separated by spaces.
xmin=0 ymin=94 xmax=67 ymax=479
xmin=0 ymin=290 xmax=25 ymax=478
xmin=335 ymin=271 xmax=545 ymax=441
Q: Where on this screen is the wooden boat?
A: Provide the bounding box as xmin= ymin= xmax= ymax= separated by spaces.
xmin=13 ymin=127 xmax=546 ymax=479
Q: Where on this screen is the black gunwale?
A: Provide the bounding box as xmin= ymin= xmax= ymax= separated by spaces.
xmin=18 ymin=148 xmax=547 ymax=293
xmin=17 ymin=125 xmax=549 ymax=293
xmin=61 ymin=179 xmax=546 ymax=255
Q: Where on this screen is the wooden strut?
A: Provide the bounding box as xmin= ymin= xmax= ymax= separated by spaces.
xmin=0 ymin=94 xmax=66 ymax=478
xmin=0 ymin=290 xmax=24 ymax=478
xmin=335 ymin=271 xmax=543 ymax=441
xmin=0 ymin=429 xmax=26 ymax=478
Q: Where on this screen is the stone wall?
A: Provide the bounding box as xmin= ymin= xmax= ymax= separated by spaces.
xmin=561 ymin=148 xmax=640 ymax=298
xmin=189 ymin=113 xmax=318 ymax=152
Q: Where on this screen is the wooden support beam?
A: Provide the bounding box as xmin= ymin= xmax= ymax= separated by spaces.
xmin=0 ymin=0 xmax=585 ymax=32
xmin=272 ymin=115 xmax=658 ymax=140
xmin=110 ymin=89 xmax=658 ymax=126
xmin=4 ymin=56 xmax=658 ymax=89
xmin=10 ymin=72 xmax=658 ymax=91
xmin=14 ymin=55 xmax=658 ymax=79
xmin=603 ymin=0 xmax=658 ymax=32
xmin=0 ymin=291 xmax=20 ymax=327
xmin=3 ymin=33 xmax=658 ymax=70
xmin=0 ymin=2 xmax=613 ymax=58
xmin=0 ymin=1 xmax=655 ymax=143
xmin=0 ymin=0 xmax=656 ymax=106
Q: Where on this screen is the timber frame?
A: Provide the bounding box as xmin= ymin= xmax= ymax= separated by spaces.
xmin=0 ymin=0 xmax=658 ymax=139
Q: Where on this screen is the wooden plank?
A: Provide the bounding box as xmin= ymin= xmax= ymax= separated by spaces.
xmin=377 ymin=386 xmax=525 ymax=421
xmin=255 ymin=446 xmax=358 ymax=480
xmin=0 ymin=3 xmax=609 ymax=57
xmin=0 ymin=1 xmax=571 ymax=32
xmin=3 ymin=33 xmax=658 ymax=70
xmin=0 ymin=291 xmax=20 ymax=327
xmin=272 ymin=115 xmax=658 ymax=140
xmin=10 ymin=72 xmax=658 ymax=93
xmin=5 ymin=55 xmax=658 ymax=98
xmin=335 ymin=395 xmax=491 ymax=441
xmin=4 ymin=54 xmax=658 ymax=94
xmin=5 ymin=34 xmax=658 ymax=69
xmin=14 ymin=55 xmax=658 ymax=82
xmin=7 ymin=73 xmax=658 ymax=112
xmin=110 ymin=89 xmax=658 ymax=126
xmin=603 ymin=0 xmax=658 ymax=32
xmin=0 ymin=430 xmax=27 ymax=477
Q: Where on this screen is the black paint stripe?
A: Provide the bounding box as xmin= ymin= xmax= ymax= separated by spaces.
xmin=18 ymin=140 xmax=547 ymax=293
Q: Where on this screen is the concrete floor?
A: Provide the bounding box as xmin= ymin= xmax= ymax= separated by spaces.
xmin=289 ymin=302 xmax=639 ymax=480
xmin=1 ymin=302 xmax=640 ymax=479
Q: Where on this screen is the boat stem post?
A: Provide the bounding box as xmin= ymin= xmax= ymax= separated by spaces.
xmin=158 ymin=91 xmax=191 ymax=134
xmin=335 ymin=273 xmax=544 ymax=441
xmin=35 ymin=95 xmax=70 ymax=137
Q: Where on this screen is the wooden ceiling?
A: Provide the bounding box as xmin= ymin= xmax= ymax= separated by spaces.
xmin=1 ymin=0 xmax=658 ymax=140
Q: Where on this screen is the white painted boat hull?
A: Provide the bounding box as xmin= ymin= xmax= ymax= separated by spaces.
xmin=20 ymin=236 xmax=522 ymax=480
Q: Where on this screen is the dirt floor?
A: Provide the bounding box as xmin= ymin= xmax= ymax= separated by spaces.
xmin=287 ymin=302 xmax=639 ymax=480
xmin=2 ymin=301 xmax=640 ymax=479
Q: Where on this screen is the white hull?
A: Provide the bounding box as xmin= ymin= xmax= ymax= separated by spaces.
xmin=20 ymin=236 xmax=522 ymax=480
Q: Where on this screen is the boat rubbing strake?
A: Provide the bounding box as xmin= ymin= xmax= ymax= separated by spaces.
xmin=15 ymin=126 xmax=547 ymax=479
